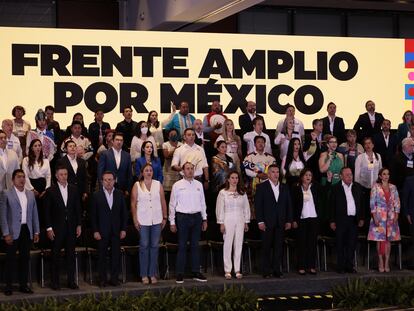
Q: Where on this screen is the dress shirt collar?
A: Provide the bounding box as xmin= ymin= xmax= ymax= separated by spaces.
xmin=342 ymin=181 xmax=353 ymax=189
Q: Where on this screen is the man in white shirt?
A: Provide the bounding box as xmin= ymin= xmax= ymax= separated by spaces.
xmin=2 ymin=119 xmax=23 ymax=162
xmin=0 ymin=169 xmax=39 ymax=295
xmin=169 ymin=162 xmax=208 ymax=284
xmin=171 ymin=128 xmax=209 ymax=188
xmin=243 ymin=117 xmax=272 ymax=155
xmin=329 ymin=167 xmax=364 ymax=273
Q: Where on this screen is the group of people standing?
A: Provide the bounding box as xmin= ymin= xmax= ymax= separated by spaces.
xmin=1 ymin=99 xmax=414 ymax=295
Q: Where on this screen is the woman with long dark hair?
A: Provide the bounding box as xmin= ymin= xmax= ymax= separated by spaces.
xmin=21 ymin=139 xmax=51 ymax=228
xmin=211 ymin=140 xmax=234 ymax=193
xmin=291 ymin=168 xmax=320 ymax=275
xmin=216 ymin=170 xmax=250 ymax=279
xmin=130 ymin=163 xmax=167 ymax=284
xmin=135 ymin=141 xmax=163 ymax=183
xmin=281 ymin=137 xmax=315 ymax=187
xmin=367 ymin=168 xmax=400 ymax=272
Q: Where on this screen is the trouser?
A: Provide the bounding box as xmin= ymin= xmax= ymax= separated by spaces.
xmin=98 ymin=235 xmax=121 ymax=282
xmin=297 ymin=218 xmax=318 ymax=270
xmin=176 ymin=212 xmax=202 ymax=275
xmin=4 ymin=225 xmax=31 ymax=289
xmin=261 ymin=225 xmax=284 ymax=275
xmin=336 ymin=216 xmax=358 ymax=271
xmin=51 ymin=224 xmax=76 ymax=286
xmin=222 ymin=213 xmax=245 ymax=273
xmin=139 ymin=224 xmax=161 ymax=277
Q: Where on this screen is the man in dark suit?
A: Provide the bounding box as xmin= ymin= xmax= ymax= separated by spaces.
xmin=255 ymin=164 xmax=292 ymax=278
xmin=97 ymin=132 xmax=133 ymax=196
xmin=88 ymin=109 xmax=111 ymax=192
xmin=353 ymin=100 xmax=385 ymax=143
xmin=390 ymin=137 xmax=414 ymax=192
xmin=0 ymin=169 xmax=40 ymax=295
xmin=329 ymin=167 xmax=364 ymax=273
xmin=238 ymin=100 xmax=266 ymax=138
xmin=322 ymin=102 xmax=346 ymax=144
xmin=373 ymin=119 xmax=398 ymax=168
xmin=44 ymin=165 xmax=82 ymax=290
xmin=90 ymin=171 xmax=128 ymax=287
xmin=57 ymin=140 xmax=88 ymax=202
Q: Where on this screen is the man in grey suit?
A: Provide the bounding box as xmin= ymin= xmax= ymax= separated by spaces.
xmin=0 ymin=169 xmax=40 ymax=295
xmin=0 ymin=130 xmax=20 ymax=191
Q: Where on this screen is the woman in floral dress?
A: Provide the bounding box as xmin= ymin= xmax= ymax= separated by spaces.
xmin=367 ymin=168 xmax=401 ymax=273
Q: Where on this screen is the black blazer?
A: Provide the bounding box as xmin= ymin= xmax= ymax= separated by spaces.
xmin=90 ymin=188 xmax=128 ymax=239
xmin=238 ymin=113 xmax=266 ymax=137
xmin=88 ymin=121 xmax=111 ymax=154
xmin=390 ymin=152 xmax=414 ymax=191
xmin=57 ymin=155 xmax=88 ymax=195
xmin=353 ymin=112 xmax=384 ymax=142
xmin=403 ymin=175 xmax=414 ymax=219
xmin=44 ymin=184 xmax=82 ymax=234
xmin=322 ymin=116 xmax=346 ymax=144
xmin=291 ymin=183 xmax=321 ymax=223
xmin=373 ymin=132 xmax=398 ymax=168
xmin=328 ymin=182 xmax=364 ymax=225
xmin=255 ymin=180 xmax=292 ymax=228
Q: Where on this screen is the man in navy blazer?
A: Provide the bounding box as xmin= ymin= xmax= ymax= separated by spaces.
xmin=353 ymin=100 xmax=385 ymax=143
xmin=97 ymin=132 xmax=132 ymax=195
xmin=255 ymin=164 xmax=292 ymax=278
xmin=90 ymin=171 xmax=128 ymax=287
xmin=44 ymin=165 xmax=82 ymax=290
xmin=238 ymin=100 xmax=266 ymax=138
xmin=329 ymin=167 xmax=364 ymax=273
xmin=0 ymin=169 xmax=40 ymax=295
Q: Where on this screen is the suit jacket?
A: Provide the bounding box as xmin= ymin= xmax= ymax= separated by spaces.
xmin=255 ymin=180 xmax=292 ymax=228
xmin=57 ymin=155 xmax=88 ymax=195
xmin=238 ymin=113 xmax=266 ymax=138
xmin=90 ymin=188 xmax=128 ymax=239
xmin=97 ymin=148 xmax=132 ymax=192
xmin=373 ymin=132 xmax=398 ymax=168
xmin=88 ymin=121 xmax=111 ymax=153
xmin=0 ymin=149 xmax=20 ymax=191
xmin=44 ymin=183 xmax=81 ymax=234
xmin=390 ymin=152 xmax=414 ymax=191
xmin=0 ymin=188 xmax=39 ymax=240
xmin=403 ymin=175 xmax=414 ymax=219
xmin=291 ymin=183 xmax=321 ymax=223
xmin=353 ymin=112 xmax=384 ymax=142
xmin=328 ymin=182 xmax=364 ymax=225
xmin=322 ymin=116 xmax=346 ymax=144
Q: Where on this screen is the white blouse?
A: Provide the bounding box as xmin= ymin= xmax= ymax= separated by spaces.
xmin=215 ymin=189 xmax=251 ymax=224
xmin=135 ymin=180 xmax=162 ymax=226
xmin=21 ymin=157 xmax=51 ymax=191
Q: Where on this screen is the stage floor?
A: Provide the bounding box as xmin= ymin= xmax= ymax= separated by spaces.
xmin=2 ymin=268 xmax=414 ymax=305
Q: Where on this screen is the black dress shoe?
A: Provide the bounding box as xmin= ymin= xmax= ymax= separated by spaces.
xmin=346 ymin=268 xmax=357 ymax=274
xmin=273 ymin=272 xmax=284 ymax=278
xmin=19 ymin=286 xmax=33 ymax=294
xmin=262 ymin=273 xmax=272 ymax=279
xmin=51 ymin=284 xmax=61 ymax=291
xmin=4 ymin=289 xmax=12 ymax=296
xmin=108 ymin=280 xmax=120 ymax=287
xmin=68 ymin=282 xmax=79 ymax=290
